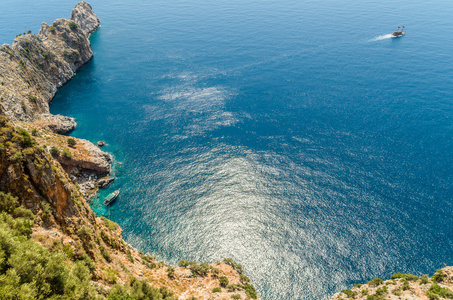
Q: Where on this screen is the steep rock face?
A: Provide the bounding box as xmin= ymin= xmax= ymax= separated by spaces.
xmin=0 ymin=118 xmax=88 ymax=229
xmin=70 ymin=1 xmax=101 ymax=36
xmin=0 ymin=2 xmax=99 ymax=131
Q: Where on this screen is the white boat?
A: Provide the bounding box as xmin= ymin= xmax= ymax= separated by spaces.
xmin=104 ymin=189 xmax=120 ymax=206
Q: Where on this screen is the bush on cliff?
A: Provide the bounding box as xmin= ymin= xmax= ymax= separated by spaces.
xmin=0 ymin=192 xmax=19 ymax=214
xmin=108 ymin=277 xmax=177 ymax=300
xmin=243 ymin=284 xmax=258 ymax=299
xmin=427 ymin=284 xmax=453 ymax=299
xmin=178 ymin=259 xmax=189 ymax=268
xmin=223 ymin=258 xmax=243 ymax=274
xmin=367 ymin=277 xmax=384 ymax=286
xmin=68 ymin=137 xmax=77 ymax=147
xmin=0 ymin=205 xmax=96 ymax=299
xmin=69 ymin=21 xmax=79 ymax=30
xmin=63 ymin=148 xmax=73 ymax=159
xmin=219 ymin=276 xmax=229 ymax=287
xmin=50 ymin=146 xmax=60 ymax=156
xmin=432 ymin=269 xmax=446 ymax=282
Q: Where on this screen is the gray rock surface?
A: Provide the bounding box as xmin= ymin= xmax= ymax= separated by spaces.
xmin=0 ymin=1 xmax=99 ymax=129
xmin=70 ymin=1 xmax=100 ymax=37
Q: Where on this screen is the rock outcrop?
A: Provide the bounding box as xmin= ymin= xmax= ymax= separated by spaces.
xmin=330 ymin=268 xmax=453 ymax=300
xmin=70 ymin=1 xmax=101 ymax=36
xmin=0 ymin=1 xmax=99 ymax=130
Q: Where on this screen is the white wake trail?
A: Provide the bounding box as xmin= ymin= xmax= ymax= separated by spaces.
xmin=369 ymin=34 xmax=393 ymax=41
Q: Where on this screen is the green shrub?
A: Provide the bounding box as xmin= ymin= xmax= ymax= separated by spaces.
xmin=178 ymin=259 xmax=189 ymax=268
xmin=391 ymin=272 xmax=419 ymax=281
xmin=420 ymin=274 xmax=430 ymax=284
xmin=31 ymin=128 xmax=38 ymax=136
xmin=427 ymin=284 xmax=453 ymax=299
xmin=243 ymin=284 xmax=258 ymax=299
xmin=62 ymin=149 xmax=73 ymax=159
xmin=227 ymin=283 xmax=241 ymax=292
xmin=392 ymin=289 xmax=402 ymax=296
xmin=211 ymin=267 xmax=220 ymax=277
xmin=77 ymin=225 xmax=92 ymax=241
xmin=240 ymin=273 xmax=251 ymax=283
xmin=129 ymin=278 xmax=165 ymax=299
xmin=426 ymin=292 xmax=440 ymax=300
xmin=223 ymin=258 xmax=243 ymax=274
xmin=127 ymin=249 xmax=134 ymax=262
xmin=67 ymin=138 xmax=77 ymax=147
xmin=167 ymin=266 xmax=175 ymax=279
xmin=402 ymin=279 xmax=410 ymax=290
xmin=100 ymin=245 xmax=112 ymax=262
xmin=361 ymin=289 xmax=369 ymax=295
xmin=12 ymin=151 xmax=24 ymax=162
xmin=212 ymin=287 xmax=221 ymax=293
xmin=159 ymin=286 xmax=174 ymax=298
xmin=231 ymin=294 xmax=240 ymax=300
xmin=190 ymin=262 xmax=210 ymax=276
xmin=219 ymin=276 xmax=229 ymax=287
xmin=50 ymin=146 xmax=60 ymax=156
xmin=108 ymin=284 xmax=134 ymax=300
xmin=105 ymin=268 xmax=118 ymax=283
xmin=0 ymin=192 xmax=19 ymax=214
xmin=0 ymin=209 xmax=95 ymax=299
xmin=341 ymin=289 xmax=357 ymax=298
xmin=101 ymin=216 xmax=119 ymax=231
xmin=41 ymin=201 xmax=52 ymax=220
xmin=432 ymin=269 xmax=445 ymax=282
xmin=354 ymin=283 xmax=362 ymax=288
xmin=48 ymin=26 xmax=56 ymax=33
xmin=367 ymin=278 xmax=384 ymax=286
xmin=63 ymin=244 xmax=75 ymax=259
xmin=69 ymin=22 xmax=78 ymax=29
xmin=13 ymin=206 xmax=35 ymax=220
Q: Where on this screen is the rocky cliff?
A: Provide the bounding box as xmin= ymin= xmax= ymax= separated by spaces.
xmin=0 ymin=1 xmax=99 ymax=132
xmin=331 ymin=268 xmax=453 ymax=300
xmin=0 ymin=2 xmax=258 ymax=300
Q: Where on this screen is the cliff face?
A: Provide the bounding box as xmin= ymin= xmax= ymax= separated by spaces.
xmin=0 ymin=1 xmax=99 ymax=133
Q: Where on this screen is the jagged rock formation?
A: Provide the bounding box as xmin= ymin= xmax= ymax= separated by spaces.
xmin=70 ymin=1 xmax=101 ymax=36
xmin=331 ymin=268 xmax=453 ymax=300
xmin=0 ymin=1 xmax=99 ymax=131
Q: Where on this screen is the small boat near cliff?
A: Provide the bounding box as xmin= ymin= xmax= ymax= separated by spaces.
xmin=104 ymin=189 xmax=120 ymax=206
xmin=392 ymin=26 xmax=406 ymax=38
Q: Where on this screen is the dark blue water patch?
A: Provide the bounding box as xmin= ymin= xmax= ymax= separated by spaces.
xmin=3 ymin=0 xmax=453 ymax=299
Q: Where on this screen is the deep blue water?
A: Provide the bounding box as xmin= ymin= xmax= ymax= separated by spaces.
xmin=2 ymin=0 xmax=453 ymax=299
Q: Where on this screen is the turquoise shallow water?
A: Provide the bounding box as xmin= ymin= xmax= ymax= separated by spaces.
xmin=2 ymin=0 xmax=453 ymax=299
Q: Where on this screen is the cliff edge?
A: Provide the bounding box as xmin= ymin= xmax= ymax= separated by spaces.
xmin=331 ymin=268 xmax=453 ymax=300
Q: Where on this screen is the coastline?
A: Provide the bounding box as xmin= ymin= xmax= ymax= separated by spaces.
xmin=0 ymin=1 xmax=112 ymax=199
xmin=0 ymin=2 xmax=260 ymax=299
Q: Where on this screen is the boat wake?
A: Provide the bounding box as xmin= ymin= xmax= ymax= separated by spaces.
xmin=369 ymin=34 xmax=393 ymax=41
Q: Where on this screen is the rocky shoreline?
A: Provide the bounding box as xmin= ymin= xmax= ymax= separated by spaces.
xmin=0 ymin=1 xmax=113 ymax=198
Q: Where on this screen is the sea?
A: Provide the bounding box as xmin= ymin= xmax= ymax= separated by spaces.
xmin=1 ymin=0 xmax=452 ymax=299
